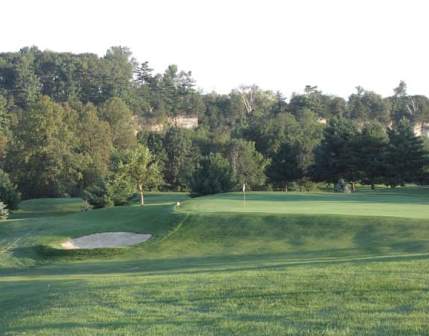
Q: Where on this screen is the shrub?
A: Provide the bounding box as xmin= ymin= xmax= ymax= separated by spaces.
xmin=287 ymin=182 xmax=299 ymax=191
xmin=83 ymin=175 xmax=134 ymax=208
xmin=0 ymin=169 xmax=20 ymax=210
xmin=0 ymin=201 xmax=9 ymax=219
xmin=108 ymin=176 xmax=134 ymax=206
xmin=83 ymin=178 xmax=113 ymax=209
xmin=298 ymin=178 xmax=318 ymax=192
xmin=334 ymin=178 xmax=351 ymax=193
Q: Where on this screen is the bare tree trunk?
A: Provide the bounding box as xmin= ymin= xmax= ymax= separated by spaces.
xmin=138 ymin=184 xmax=144 ymax=206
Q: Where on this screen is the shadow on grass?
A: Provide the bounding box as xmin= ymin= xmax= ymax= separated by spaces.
xmin=12 ymin=245 xmax=128 ymax=260
xmin=3 ymin=248 xmax=429 ymax=279
xmin=352 ymin=223 xmax=429 ymax=253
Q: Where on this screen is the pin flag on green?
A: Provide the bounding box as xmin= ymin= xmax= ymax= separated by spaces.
xmin=242 ymin=183 xmax=246 ymax=205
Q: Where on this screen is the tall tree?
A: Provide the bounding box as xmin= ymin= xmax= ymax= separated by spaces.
xmin=75 ymin=102 xmax=113 ymax=189
xmin=294 ymin=110 xmax=324 ymax=175
xmin=99 ymin=97 xmax=137 ymax=150
xmin=351 ymin=122 xmax=388 ymax=188
xmin=13 ymin=48 xmax=41 ymax=108
xmin=244 ymin=112 xmax=301 ymax=158
xmin=384 ymin=119 xmax=426 ymax=186
xmin=390 ymin=81 xmax=414 ymax=125
xmin=267 ymin=142 xmax=302 ymax=190
xmin=5 ymin=96 xmax=80 ymax=197
xmin=347 ymin=87 xmax=390 ymax=124
xmin=313 ymin=117 xmax=359 ymax=184
xmin=225 ymin=139 xmax=269 ymax=189
xmin=0 ymin=95 xmax=10 ymax=159
xmin=163 ymin=128 xmax=196 ymax=191
xmin=102 ymin=46 xmax=136 ymax=102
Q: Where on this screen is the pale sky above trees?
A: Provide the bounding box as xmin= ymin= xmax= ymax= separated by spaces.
xmin=2 ymin=0 xmax=429 ymax=98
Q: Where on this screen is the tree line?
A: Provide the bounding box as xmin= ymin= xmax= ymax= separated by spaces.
xmin=0 ymin=46 xmax=427 ymax=209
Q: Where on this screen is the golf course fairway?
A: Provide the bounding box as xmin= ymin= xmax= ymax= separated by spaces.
xmin=1 ymin=188 xmax=429 ymax=335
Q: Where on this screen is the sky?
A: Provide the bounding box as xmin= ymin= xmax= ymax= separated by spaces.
xmin=2 ymin=0 xmax=429 ymax=98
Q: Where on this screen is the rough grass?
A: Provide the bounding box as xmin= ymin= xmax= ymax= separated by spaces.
xmin=1 ymin=189 xmax=429 ymax=335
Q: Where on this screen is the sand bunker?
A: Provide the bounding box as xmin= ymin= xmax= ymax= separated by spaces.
xmin=61 ymin=232 xmax=152 ymax=249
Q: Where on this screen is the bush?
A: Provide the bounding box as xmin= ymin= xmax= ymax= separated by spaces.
xmin=334 ymin=178 xmax=351 ymax=193
xmin=0 ymin=169 xmax=20 ymax=210
xmin=108 ymin=176 xmax=134 ymax=206
xmin=0 ymin=201 xmax=9 ymax=219
xmin=83 ymin=178 xmax=113 ymax=209
xmin=83 ymin=175 xmax=135 ymax=209
xmin=298 ymin=178 xmax=318 ymax=192
xmin=287 ymin=182 xmax=299 ymax=191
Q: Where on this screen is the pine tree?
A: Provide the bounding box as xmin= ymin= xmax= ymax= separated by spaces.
xmin=384 ymin=119 xmax=427 ymax=186
xmin=313 ymin=117 xmax=358 ymax=184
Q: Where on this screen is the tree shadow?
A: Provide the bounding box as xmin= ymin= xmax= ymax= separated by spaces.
xmin=2 ymin=248 xmax=429 ymax=279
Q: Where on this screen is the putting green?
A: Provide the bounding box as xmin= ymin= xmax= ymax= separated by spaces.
xmin=181 ymin=188 xmax=429 ymax=218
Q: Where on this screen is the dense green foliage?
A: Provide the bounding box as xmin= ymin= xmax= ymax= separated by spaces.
xmin=0 ymin=48 xmax=428 ymax=201
xmin=1 ymin=189 xmax=429 ymax=335
xmin=0 ymin=169 xmax=20 ymax=209
xmin=189 ymin=153 xmax=235 ymax=195
xmin=82 ymin=178 xmax=114 ymax=208
xmin=162 ymin=128 xmax=196 ymax=190
xmin=118 ymin=144 xmax=161 ymax=205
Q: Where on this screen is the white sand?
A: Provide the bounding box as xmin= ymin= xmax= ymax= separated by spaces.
xmin=61 ymin=232 xmax=152 ymax=249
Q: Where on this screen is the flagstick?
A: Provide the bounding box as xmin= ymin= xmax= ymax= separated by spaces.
xmin=243 ymin=183 xmax=246 ymax=207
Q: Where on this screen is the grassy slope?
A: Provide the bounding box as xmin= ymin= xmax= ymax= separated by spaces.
xmin=1 ymin=189 xmax=429 ymax=335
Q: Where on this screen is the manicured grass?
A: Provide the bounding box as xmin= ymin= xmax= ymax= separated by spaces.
xmin=1 ymin=189 xmax=429 ymax=335
xmin=181 ymin=187 xmax=429 ymax=219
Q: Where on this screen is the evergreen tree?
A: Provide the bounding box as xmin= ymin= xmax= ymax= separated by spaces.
xmin=384 ymin=119 xmax=427 ymax=186
xmin=351 ymin=122 xmax=388 ymax=188
xmin=313 ymin=117 xmax=359 ymax=184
